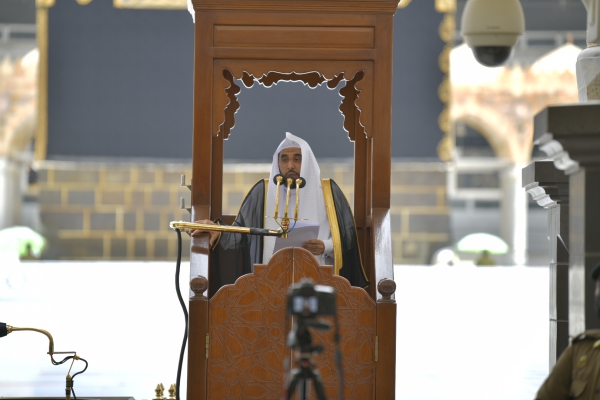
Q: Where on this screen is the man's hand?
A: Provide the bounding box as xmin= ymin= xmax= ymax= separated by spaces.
xmin=189 ymin=220 xmax=220 ymax=247
xmin=302 ymin=239 xmax=325 ymax=255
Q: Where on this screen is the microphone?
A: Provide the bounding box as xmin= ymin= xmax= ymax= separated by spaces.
xmin=273 ymin=175 xmax=306 ymax=189
xmin=273 ymin=175 xmax=284 ymax=220
xmin=0 ymin=322 xmax=54 ymax=353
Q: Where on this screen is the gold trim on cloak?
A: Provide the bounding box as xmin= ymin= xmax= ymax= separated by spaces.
xmin=349 ymin=199 xmax=369 ymax=286
xmin=321 ymin=179 xmax=343 ymax=275
xmin=263 ymin=178 xmax=268 ymax=260
xmin=321 ymin=179 xmax=370 ymax=286
xmin=263 ymin=179 xmax=269 ymax=235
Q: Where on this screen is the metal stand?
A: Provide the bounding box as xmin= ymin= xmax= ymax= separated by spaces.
xmin=286 ymin=320 xmax=328 ymax=400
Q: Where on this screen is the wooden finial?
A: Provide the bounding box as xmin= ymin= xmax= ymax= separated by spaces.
xmin=377 ymin=278 xmax=396 ymax=303
xmin=190 ymin=275 xmax=208 ymax=298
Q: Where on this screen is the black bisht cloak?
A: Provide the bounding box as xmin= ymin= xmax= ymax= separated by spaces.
xmin=210 ymin=179 xmax=369 ymax=295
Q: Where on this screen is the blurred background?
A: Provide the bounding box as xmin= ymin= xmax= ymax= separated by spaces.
xmin=0 ymin=0 xmax=587 ymax=266
xmin=0 ymin=0 xmax=587 ymax=398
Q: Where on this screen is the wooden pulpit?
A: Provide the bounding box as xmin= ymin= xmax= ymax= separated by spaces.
xmin=186 ymin=0 xmax=398 ymax=398
xmin=188 ymin=248 xmax=396 ymax=399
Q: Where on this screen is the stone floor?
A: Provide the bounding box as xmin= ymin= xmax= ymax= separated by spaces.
xmin=0 ymin=262 xmax=549 ymax=399
xmin=395 ymin=265 xmax=548 ymax=400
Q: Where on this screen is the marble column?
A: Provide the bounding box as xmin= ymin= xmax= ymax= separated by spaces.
xmin=534 ymin=103 xmax=600 ymax=336
xmin=522 ymin=161 xmax=569 ymax=368
xmin=0 ymin=157 xmax=25 ymax=230
xmin=501 ymin=163 xmax=528 ymax=265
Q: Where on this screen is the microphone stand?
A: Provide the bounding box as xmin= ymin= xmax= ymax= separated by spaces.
xmin=0 ymin=322 xmax=88 ymax=400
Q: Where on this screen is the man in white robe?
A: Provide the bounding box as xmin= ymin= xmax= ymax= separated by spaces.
xmin=192 ymin=132 xmax=368 ymax=293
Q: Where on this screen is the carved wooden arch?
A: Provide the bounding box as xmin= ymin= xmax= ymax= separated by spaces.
xmin=211 ymin=60 xmax=375 ymax=142
xmin=208 ymin=60 xmax=377 ymax=291
xmin=215 ymin=68 xmax=368 ymax=142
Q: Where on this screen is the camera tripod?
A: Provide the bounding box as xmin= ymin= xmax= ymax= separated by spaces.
xmin=285 ymin=320 xmax=328 ymax=400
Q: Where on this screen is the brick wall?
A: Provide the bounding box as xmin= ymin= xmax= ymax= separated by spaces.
xmin=35 ymin=161 xmax=192 ymax=260
xmin=33 ymin=160 xmax=449 ymax=264
xmin=391 ymin=162 xmax=450 ymax=264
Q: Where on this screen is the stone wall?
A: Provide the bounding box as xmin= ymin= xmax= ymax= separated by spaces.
xmin=34 ymin=161 xmax=192 ymax=260
xmin=391 ymin=162 xmax=450 ymax=264
xmin=32 ymin=160 xmax=449 ymax=264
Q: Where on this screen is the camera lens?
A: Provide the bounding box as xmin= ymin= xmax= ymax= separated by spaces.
xmin=472 ymin=46 xmax=512 ymax=67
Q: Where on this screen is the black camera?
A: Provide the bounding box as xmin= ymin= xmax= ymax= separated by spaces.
xmin=287 ymin=279 xmax=336 ymax=318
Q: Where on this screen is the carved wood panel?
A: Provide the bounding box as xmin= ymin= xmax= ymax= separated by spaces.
xmin=212 ymin=60 xmax=373 ymax=141
xmin=207 ymin=250 xmax=293 ymax=399
xmin=207 ymin=247 xmax=377 ymax=400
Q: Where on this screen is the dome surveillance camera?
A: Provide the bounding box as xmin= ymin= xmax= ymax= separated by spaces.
xmin=461 ymin=0 xmax=525 ymax=67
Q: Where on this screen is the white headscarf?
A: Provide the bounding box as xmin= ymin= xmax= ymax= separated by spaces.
xmin=263 ymin=132 xmax=331 ymax=264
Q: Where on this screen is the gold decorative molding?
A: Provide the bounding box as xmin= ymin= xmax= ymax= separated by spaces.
xmin=36 ymin=0 xmax=55 ymax=8
xmin=436 ymin=129 xmax=454 ymax=162
xmin=436 ymin=4 xmax=455 ymax=161
xmin=114 ymin=0 xmax=187 ymax=9
xmin=438 ymin=77 xmax=450 ymax=103
xmin=76 ymin=0 xmax=94 ymax=5
xmin=438 ymin=107 xmax=450 ymax=133
xmin=397 ymin=0 xmax=412 ymax=8
xmin=35 ymin=6 xmax=49 ymax=161
xmin=435 ymin=0 xmax=456 ymax=13
xmin=438 ymin=14 xmax=455 ymax=43
xmin=438 ymin=44 xmax=451 ymax=74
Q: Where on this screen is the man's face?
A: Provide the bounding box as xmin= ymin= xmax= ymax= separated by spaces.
xmin=278 ymin=147 xmax=302 ymax=179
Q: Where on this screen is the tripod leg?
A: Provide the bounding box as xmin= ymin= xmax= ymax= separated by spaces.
xmin=286 ymin=370 xmax=300 ymax=400
xmin=299 ymin=378 xmax=308 ymax=400
xmin=310 ymin=370 xmax=328 ymax=400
